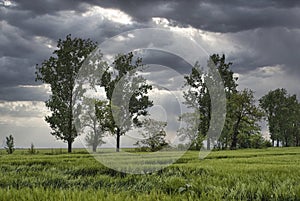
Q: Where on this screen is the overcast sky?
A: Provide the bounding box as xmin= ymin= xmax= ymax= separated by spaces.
xmin=1 ymin=0 xmax=300 ymax=148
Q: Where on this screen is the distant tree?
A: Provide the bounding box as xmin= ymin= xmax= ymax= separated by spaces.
xmin=228 ymin=89 xmax=263 ymax=149
xmin=259 ymin=88 xmax=286 ymax=146
xmin=279 ymin=94 xmax=299 ymax=147
xmin=100 ymin=52 xmax=153 ymax=152
xmin=79 ymin=98 xmax=106 ymax=152
xmin=292 ymin=103 xmax=300 ymax=146
xmin=135 ymin=118 xmax=167 ymax=152
xmin=259 ymin=88 xmax=300 ymax=147
xmin=5 ymin=135 xmax=15 ymax=154
xmin=35 ymin=34 xmax=97 ymax=153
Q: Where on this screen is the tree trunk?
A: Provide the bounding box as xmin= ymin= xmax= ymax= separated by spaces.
xmin=272 ymin=139 xmax=274 ymax=147
xmin=68 ymin=140 xmax=72 ymax=153
xmin=68 ymin=79 xmax=74 ymax=154
xmin=225 ymin=136 xmax=228 ymax=149
xmin=276 ymin=139 xmax=279 ymax=147
xmin=231 ymin=118 xmax=241 ymax=150
xmin=207 ymin=137 xmax=211 ymax=150
xmin=116 ymin=128 xmax=120 ymax=152
xmin=92 ymin=144 xmax=97 ymax=152
xmin=231 ymin=134 xmax=238 ymax=150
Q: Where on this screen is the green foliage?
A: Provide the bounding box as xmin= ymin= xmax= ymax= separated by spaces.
xmin=35 ymin=34 xmax=97 ymax=153
xmin=135 ymin=118 xmax=168 ymax=152
xmin=260 ymin=88 xmax=300 ymax=147
xmin=5 ymin=134 xmax=15 ymax=154
xmin=227 ymin=89 xmax=263 ymax=149
xmin=237 ymin=133 xmax=271 ymax=149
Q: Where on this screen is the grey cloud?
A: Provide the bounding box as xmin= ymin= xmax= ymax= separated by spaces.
xmin=137 ymin=49 xmax=193 ymax=74
xmin=93 ymin=0 xmax=300 ymax=33
xmin=0 ymin=85 xmax=49 ymax=101
xmin=1 ymin=2 xmax=143 ymax=101
xmin=0 ymin=101 xmax=47 ymax=118
xmin=12 ymin=0 xmax=87 ymax=16
xmin=0 ymin=57 xmax=36 ymax=86
xmin=225 ymin=27 xmax=300 ymax=75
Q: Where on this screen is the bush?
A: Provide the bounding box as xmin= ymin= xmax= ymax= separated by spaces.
xmin=28 ymin=143 xmax=37 ymax=154
xmin=237 ymin=133 xmax=251 ymax=148
xmin=238 ymin=133 xmax=271 ymax=149
xmin=262 ymin=140 xmax=272 ymax=148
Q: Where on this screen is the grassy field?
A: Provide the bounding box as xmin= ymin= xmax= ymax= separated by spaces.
xmin=0 ymin=147 xmax=299 ymax=200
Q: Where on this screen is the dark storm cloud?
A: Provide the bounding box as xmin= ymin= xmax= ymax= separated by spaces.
xmin=80 ymin=0 xmax=300 ymax=76
xmin=226 ymin=27 xmax=300 ymax=75
xmin=12 ymin=0 xmax=87 ymax=15
xmin=10 ymin=0 xmax=300 ymax=33
xmin=0 ymin=85 xmax=50 ymax=101
xmin=137 ymin=49 xmax=193 ymax=74
xmin=93 ymin=0 xmax=300 ymax=33
xmin=1 ymin=0 xmax=300 ymax=102
xmin=0 ymin=0 xmax=142 ymax=101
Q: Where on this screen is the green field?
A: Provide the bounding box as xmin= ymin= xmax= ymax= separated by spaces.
xmin=0 ymin=148 xmax=299 ymax=201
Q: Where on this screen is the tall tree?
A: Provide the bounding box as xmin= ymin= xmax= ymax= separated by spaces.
xmin=100 ymin=52 xmax=153 ymax=152
xmin=229 ymin=89 xmax=263 ymax=149
xmin=183 ymin=63 xmax=210 ymax=149
xmin=35 ymin=34 xmax=97 ymax=153
xmin=182 ymin=54 xmax=237 ymax=150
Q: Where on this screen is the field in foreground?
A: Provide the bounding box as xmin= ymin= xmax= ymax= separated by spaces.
xmin=0 ymin=148 xmax=299 ymax=201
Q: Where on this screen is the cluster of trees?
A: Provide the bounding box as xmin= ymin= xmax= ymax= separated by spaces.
xmin=36 ymin=35 xmax=159 ymax=152
xmin=35 ymin=35 xmax=299 ymax=153
xmin=179 ymin=55 xmax=300 ymax=150
xmin=260 ymin=89 xmax=300 ymax=147
xmin=178 ymin=55 xmax=266 ymax=150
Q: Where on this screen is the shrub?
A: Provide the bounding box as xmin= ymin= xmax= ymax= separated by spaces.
xmin=28 ymin=143 xmax=37 ymax=154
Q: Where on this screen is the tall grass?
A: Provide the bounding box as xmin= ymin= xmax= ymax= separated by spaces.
xmin=0 ymin=147 xmax=299 ymax=200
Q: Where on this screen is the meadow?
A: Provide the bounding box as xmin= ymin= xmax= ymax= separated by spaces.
xmin=0 ymin=147 xmax=299 ymax=201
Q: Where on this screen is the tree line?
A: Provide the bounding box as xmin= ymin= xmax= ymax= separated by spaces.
xmin=34 ymin=35 xmax=300 ymax=152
